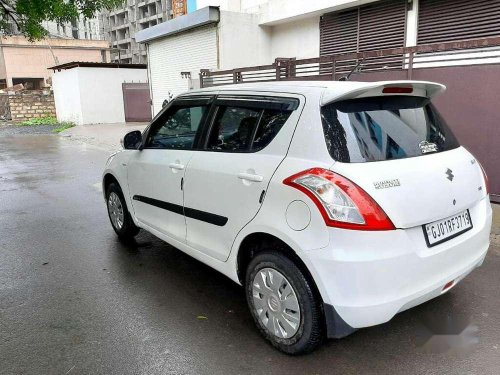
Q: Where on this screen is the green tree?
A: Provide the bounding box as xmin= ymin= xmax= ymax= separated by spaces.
xmin=0 ymin=0 xmax=124 ymax=40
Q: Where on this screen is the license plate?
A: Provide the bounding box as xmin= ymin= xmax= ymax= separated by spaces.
xmin=423 ymin=209 xmax=473 ymax=247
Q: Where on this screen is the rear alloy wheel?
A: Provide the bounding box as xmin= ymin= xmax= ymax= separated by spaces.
xmin=106 ymin=182 xmax=140 ymax=239
xmin=246 ymin=251 xmax=324 ymax=355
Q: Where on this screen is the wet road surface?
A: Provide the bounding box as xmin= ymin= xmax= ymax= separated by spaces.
xmin=1 ymin=135 xmax=500 ymax=374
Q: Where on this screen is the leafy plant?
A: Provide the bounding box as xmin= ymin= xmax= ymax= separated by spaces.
xmin=52 ymin=121 xmax=75 ymax=133
xmin=0 ymin=0 xmax=124 ymax=40
xmin=19 ymin=116 xmax=58 ymax=126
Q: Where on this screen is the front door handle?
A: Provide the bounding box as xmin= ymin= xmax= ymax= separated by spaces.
xmin=237 ymin=172 xmax=263 ymax=182
xmin=169 ymin=162 xmax=185 ymax=171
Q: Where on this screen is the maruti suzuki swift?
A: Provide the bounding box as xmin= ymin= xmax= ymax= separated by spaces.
xmin=102 ymin=81 xmax=492 ymax=354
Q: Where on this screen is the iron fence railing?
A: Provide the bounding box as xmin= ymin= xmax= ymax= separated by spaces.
xmin=200 ymin=36 xmax=500 ymax=88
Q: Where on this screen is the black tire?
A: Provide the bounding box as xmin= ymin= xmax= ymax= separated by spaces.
xmin=105 ymin=182 xmax=140 ymax=239
xmin=245 ymin=249 xmax=324 ymax=355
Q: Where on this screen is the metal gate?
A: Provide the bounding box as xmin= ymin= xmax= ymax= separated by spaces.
xmin=122 ymin=83 xmax=152 ymax=122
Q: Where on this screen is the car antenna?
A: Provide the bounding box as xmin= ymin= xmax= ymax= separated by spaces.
xmin=339 ymin=59 xmax=364 ymax=81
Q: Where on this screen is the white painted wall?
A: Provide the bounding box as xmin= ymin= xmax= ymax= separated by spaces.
xmin=270 ymin=16 xmax=320 ymax=60
xmin=218 ymin=11 xmax=271 ymax=69
xmin=406 ymin=0 xmax=418 ymax=47
xmin=261 ymin=0 xmax=380 ymax=25
xmin=196 ymin=0 xmax=381 ymax=24
xmin=78 ymin=67 xmax=148 ymax=124
xmin=52 ymin=67 xmax=148 ymax=125
xmin=196 ymin=0 xmax=241 ymax=12
xmin=52 ymin=68 xmax=83 ymax=125
xmin=218 ymin=10 xmax=319 ymax=68
xmin=196 ymin=0 xmax=268 ymax=13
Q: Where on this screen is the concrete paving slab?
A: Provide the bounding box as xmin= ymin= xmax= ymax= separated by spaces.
xmin=60 ymin=122 xmax=148 ymax=152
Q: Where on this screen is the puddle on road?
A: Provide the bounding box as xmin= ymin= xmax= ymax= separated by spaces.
xmin=0 ymin=135 xmax=108 ymax=193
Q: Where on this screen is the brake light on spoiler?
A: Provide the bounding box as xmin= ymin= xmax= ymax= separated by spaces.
xmin=382 ymin=87 xmax=414 ymax=94
xmin=284 ymin=168 xmax=395 ymax=231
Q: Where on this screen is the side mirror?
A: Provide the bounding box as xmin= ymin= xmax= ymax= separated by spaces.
xmin=122 ymin=130 xmax=143 ymax=150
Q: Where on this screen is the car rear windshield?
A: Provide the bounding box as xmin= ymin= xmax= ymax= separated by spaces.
xmin=321 ymin=96 xmax=459 ymax=163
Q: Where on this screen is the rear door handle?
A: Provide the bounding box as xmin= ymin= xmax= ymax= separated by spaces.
xmin=237 ymin=172 xmax=263 ymax=182
xmin=169 ymin=162 xmax=185 ymax=171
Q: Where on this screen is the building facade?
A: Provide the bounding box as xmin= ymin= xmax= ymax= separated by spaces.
xmin=138 ymin=0 xmax=500 ymax=104
xmin=191 ymin=0 xmax=500 ymax=64
xmin=99 ymin=0 xmax=173 ymax=64
xmin=3 ymin=15 xmax=102 ymax=40
xmin=0 ymin=36 xmax=110 ymax=89
xmin=42 ymin=18 xmax=102 ymax=40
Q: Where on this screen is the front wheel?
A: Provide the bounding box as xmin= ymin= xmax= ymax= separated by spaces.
xmin=106 ymin=182 xmax=139 ymax=239
xmin=245 ymin=251 xmax=324 ymax=355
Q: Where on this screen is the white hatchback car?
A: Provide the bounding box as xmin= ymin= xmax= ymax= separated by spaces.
xmin=103 ymin=81 xmax=492 ymax=354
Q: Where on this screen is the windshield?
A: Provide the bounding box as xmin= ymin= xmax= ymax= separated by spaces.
xmin=321 ymin=96 xmax=459 ymax=163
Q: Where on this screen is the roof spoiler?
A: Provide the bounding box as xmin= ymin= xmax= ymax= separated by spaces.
xmin=321 ymin=81 xmax=446 ymax=106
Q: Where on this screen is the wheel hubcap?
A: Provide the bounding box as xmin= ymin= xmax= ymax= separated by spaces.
xmin=107 ymin=192 xmax=124 ymax=230
xmin=252 ymin=268 xmax=301 ymax=339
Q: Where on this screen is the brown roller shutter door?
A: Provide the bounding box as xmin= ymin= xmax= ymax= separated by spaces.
xmin=320 ymin=0 xmax=407 ymax=57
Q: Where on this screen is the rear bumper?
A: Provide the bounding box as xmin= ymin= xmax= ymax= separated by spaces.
xmin=301 ymin=196 xmax=492 ymax=332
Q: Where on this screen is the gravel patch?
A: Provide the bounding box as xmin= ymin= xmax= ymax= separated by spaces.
xmin=0 ymin=123 xmax=59 ymax=136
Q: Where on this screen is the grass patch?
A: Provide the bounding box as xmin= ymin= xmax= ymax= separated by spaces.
xmin=52 ymin=122 xmax=75 ymax=133
xmin=19 ymin=116 xmax=58 ymax=126
xmin=18 ymin=116 xmax=75 ymax=133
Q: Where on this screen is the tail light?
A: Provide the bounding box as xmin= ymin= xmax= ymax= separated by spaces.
xmin=382 ymin=86 xmax=413 ymax=94
xmin=479 ymin=163 xmax=490 ymax=194
xmin=283 ymin=168 xmax=395 ymax=231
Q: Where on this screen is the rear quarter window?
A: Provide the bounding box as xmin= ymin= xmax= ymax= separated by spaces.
xmin=204 ymin=96 xmax=299 ymax=153
xmin=321 ymin=96 xmax=459 ymax=163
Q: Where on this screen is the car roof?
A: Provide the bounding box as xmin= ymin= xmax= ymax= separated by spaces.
xmin=190 ymin=80 xmax=446 ymax=103
xmin=195 ymin=80 xmax=368 ymax=92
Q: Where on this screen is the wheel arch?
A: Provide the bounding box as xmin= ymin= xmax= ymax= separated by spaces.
xmin=103 ymin=172 xmax=119 ymax=191
xmin=236 ymin=232 xmax=322 ymax=302
xmin=236 ymin=231 xmax=356 ymax=339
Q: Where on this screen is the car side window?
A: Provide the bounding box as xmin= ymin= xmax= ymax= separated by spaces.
xmin=206 ymin=106 xmax=261 ymax=151
xmin=252 ymin=109 xmax=292 ymax=151
xmin=205 ymin=101 xmax=296 ymax=153
xmin=145 ymin=105 xmax=208 ymax=149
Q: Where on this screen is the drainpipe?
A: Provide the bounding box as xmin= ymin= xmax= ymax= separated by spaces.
xmin=46 ymin=39 xmax=59 ymax=65
xmin=146 ymin=43 xmax=154 ymax=116
xmin=216 ymin=24 xmax=220 ymax=70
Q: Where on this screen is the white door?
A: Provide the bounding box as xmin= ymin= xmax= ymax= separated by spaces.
xmin=183 ymin=95 xmax=302 ymax=261
xmin=127 ymin=96 xmax=212 ymax=242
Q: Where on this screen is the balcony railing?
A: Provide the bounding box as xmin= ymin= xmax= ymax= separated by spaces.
xmin=199 ymin=36 xmax=500 ymax=88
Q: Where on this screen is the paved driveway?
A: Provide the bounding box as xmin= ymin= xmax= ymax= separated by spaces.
xmin=1 ymin=134 xmax=499 ymax=375
xmin=61 ymin=122 xmax=148 ymax=152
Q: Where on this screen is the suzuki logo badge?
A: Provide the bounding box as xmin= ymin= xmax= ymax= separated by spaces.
xmin=446 ymin=168 xmax=454 ymax=181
